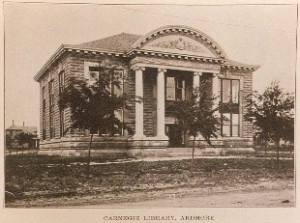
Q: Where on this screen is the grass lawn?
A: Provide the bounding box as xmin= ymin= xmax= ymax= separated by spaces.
xmin=5 ymin=154 xmax=294 ymax=207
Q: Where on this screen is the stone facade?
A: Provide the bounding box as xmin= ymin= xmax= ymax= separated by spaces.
xmin=34 ymin=25 xmax=259 ymax=156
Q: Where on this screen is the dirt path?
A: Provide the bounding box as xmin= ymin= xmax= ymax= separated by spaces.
xmin=7 ymin=185 xmax=294 ymax=208
xmin=80 ymin=188 xmax=294 ymax=208
xmin=39 ymin=179 xmax=294 ymax=209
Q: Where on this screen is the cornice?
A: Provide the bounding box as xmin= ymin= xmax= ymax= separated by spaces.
xmin=34 ymin=41 xmax=258 ymax=82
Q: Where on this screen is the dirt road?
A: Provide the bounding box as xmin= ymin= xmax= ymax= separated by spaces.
xmin=78 ymin=188 xmax=295 ymax=208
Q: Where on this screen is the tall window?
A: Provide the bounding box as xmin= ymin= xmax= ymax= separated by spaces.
xmin=60 ymin=110 xmax=65 ymax=137
xmin=42 ymin=87 xmax=46 ymax=140
xmin=113 ymin=69 xmax=124 ymax=96
xmin=59 ymin=71 xmax=65 ymax=95
xmin=59 ymin=71 xmax=66 ymax=137
xmin=166 ymin=76 xmax=176 ymax=100
xmin=49 ymin=80 xmax=54 ymax=107
xmin=114 ymin=109 xmax=124 ymax=135
xmin=166 ymin=75 xmax=186 ymax=101
xmin=176 ymin=77 xmax=186 ymax=101
xmin=220 ymin=79 xmax=240 ymax=137
xmin=49 ymin=80 xmax=55 ymax=138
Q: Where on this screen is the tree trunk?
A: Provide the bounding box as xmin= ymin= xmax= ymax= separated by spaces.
xmin=276 ymin=140 xmax=280 ymax=165
xmin=192 ymin=136 xmax=196 ymax=160
xmin=191 ymin=136 xmax=196 ymax=172
xmin=87 ymin=133 xmax=93 ymax=180
xmin=264 ymin=142 xmax=267 ymax=157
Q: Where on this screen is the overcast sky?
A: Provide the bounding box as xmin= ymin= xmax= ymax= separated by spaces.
xmin=4 ymin=3 xmax=297 ymax=129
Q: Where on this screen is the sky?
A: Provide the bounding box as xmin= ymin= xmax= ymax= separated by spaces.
xmin=4 ymin=2 xmax=297 ymax=130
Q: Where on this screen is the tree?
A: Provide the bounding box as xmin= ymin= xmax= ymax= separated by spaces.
xmin=245 ymin=81 xmax=294 ymax=162
xmin=59 ymin=67 xmax=127 ymax=178
xmin=5 ymin=134 xmax=13 ymax=149
xmin=167 ymin=85 xmax=220 ymax=162
xmin=15 ymin=132 xmax=37 ymax=149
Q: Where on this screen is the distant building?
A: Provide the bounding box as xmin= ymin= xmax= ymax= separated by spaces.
xmin=6 ymin=120 xmax=38 ymax=148
xmin=6 ymin=120 xmax=37 ymax=137
xmin=34 ymin=25 xmax=259 ymax=154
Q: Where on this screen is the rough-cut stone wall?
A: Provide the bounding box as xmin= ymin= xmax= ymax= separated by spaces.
xmin=125 ymin=69 xmax=136 ymax=135
xmin=200 ymin=73 xmax=213 ymax=99
xmin=38 ymin=52 xmax=131 ymax=142
xmin=39 ymin=55 xmax=68 ymax=140
xmin=143 ymin=69 xmax=157 ymax=136
xmin=241 ymin=71 xmax=253 ymax=138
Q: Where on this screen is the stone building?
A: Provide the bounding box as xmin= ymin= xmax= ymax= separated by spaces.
xmin=34 ymin=25 xmax=259 ymax=155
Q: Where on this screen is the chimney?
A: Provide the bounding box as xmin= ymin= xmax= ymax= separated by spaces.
xmin=12 ymin=120 xmax=14 ymax=125
xmin=23 ymin=121 xmax=25 ymax=127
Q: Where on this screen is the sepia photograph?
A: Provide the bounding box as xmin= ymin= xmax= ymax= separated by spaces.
xmin=2 ymin=0 xmax=296 ymax=216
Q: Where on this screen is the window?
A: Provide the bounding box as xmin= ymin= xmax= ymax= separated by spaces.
xmin=220 ymin=79 xmax=240 ymax=137
xmin=60 ymin=110 xmax=65 ymax=137
xmin=49 ymin=80 xmax=54 ymax=106
xmin=113 ymin=69 xmax=124 ymax=96
xmin=59 ymin=71 xmax=65 ymax=95
xmin=50 ymin=113 xmax=55 ymax=139
xmin=221 ymin=113 xmax=239 ymax=137
xmin=42 ymin=87 xmax=46 ymax=111
xmin=114 ymin=109 xmax=124 ymax=135
xmin=232 ymin=113 xmax=239 ymax=136
xmin=176 ymin=77 xmax=185 ymax=101
xmin=221 ymin=79 xmax=239 ymax=104
xmin=89 ymin=66 xmax=100 ymax=86
xmin=42 ymin=87 xmax=46 ymax=140
xmin=49 ymin=80 xmax=55 ymax=138
xmin=59 ymin=71 xmax=66 ymax=137
xmin=84 ymin=61 xmax=99 ymax=84
xmin=222 ymin=79 xmax=231 ymax=103
xmin=166 ymin=76 xmax=176 ymax=100
xmin=166 ymin=75 xmax=186 ymax=101
xmin=232 ymin=80 xmax=239 ymax=104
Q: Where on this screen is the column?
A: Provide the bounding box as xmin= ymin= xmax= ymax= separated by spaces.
xmin=193 ymin=72 xmax=202 ymax=103
xmin=156 ymin=68 xmax=168 ymax=139
xmin=133 ymin=66 xmax=145 ymax=138
xmin=212 ymin=73 xmax=220 ymax=110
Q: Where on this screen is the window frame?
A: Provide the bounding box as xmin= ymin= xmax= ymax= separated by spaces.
xmin=60 ymin=109 xmax=66 ymax=137
xmin=221 ymin=78 xmax=240 ymax=105
xmin=165 ymin=74 xmax=187 ymax=101
xmin=48 ymin=80 xmax=55 ymax=139
xmin=42 ymin=86 xmax=46 ymax=140
xmin=49 ymin=112 xmax=55 ymax=139
xmin=220 ymin=78 xmax=240 ymax=137
xmin=48 ymin=80 xmax=55 ymax=107
xmin=58 ymin=71 xmax=65 ymax=95
xmin=58 ymin=71 xmax=66 ymax=137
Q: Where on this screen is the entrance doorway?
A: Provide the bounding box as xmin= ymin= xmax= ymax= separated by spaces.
xmin=166 ymin=124 xmax=184 ymax=147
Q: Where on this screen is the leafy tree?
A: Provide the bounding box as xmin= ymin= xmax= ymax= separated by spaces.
xmin=15 ymin=132 xmax=37 ymax=148
xmin=59 ymin=67 xmax=127 ymax=177
xmin=5 ymin=134 xmax=13 ymax=149
xmin=245 ymin=81 xmax=294 ymax=162
xmin=167 ymin=85 xmax=220 ymax=161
